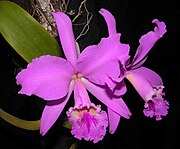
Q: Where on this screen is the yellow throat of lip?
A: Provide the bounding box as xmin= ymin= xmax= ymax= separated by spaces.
xmin=70 ymin=107 xmax=97 ymax=119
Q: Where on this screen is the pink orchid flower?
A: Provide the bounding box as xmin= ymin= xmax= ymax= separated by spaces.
xmin=16 ymin=11 xmax=131 ymax=142
xmin=100 ymin=8 xmax=169 ymax=121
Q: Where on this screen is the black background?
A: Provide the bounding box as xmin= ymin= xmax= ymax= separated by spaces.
xmin=0 ymin=0 xmax=179 ymax=149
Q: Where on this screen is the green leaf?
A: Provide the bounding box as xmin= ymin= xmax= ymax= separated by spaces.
xmin=0 ymin=1 xmax=61 ymax=63
xmin=0 ymin=107 xmax=40 ymax=130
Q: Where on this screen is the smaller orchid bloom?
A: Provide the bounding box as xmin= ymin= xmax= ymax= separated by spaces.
xmin=100 ymin=8 xmax=169 ymax=121
xmin=16 ymin=11 xmax=131 ymax=141
xmin=126 ymin=70 xmax=169 ymax=120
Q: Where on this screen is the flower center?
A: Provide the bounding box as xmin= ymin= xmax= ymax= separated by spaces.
xmin=72 ymin=73 xmax=82 ymax=80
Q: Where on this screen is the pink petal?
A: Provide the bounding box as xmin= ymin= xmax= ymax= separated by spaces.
xmin=143 ymin=97 xmax=169 ymax=121
xmin=99 ymin=8 xmax=117 ymax=35
xmin=113 ymin=81 xmax=127 ymax=96
xmin=126 ymin=72 xmax=153 ymax=102
xmin=108 ymin=108 xmax=121 ymax=134
xmin=131 ymin=19 xmax=167 ymax=67
xmin=77 ymin=34 xmax=130 ymax=89
xmin=127 ymin=56 xmax=148 ymax=69
xmin=40 ymin=81 xmax=74 ymax=135
xmin=129 ymin=67 xmax=163 ymax=86
xmin=52 ymin=12 xmax=78 ymax=66
xmin=16 ymin=55 xmax=74 ymax=100
xmin=74 ymin=79 xmax=91 ymax=109
xmin=82 ymin=78 xmax=131 ymax=119
xmin=153 ymin=19 xmax=167 ymax=36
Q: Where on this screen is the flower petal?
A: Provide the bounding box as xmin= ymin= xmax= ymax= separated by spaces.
xmin=74 ymin=79 xmax=91 ymax=109
xmin=16 ymin=55 xmax=74 ymax=100
xmin=99 ymin=8 xmax=117 ymax=35
xmin=77 ymin=34 xmax=130 ymax=88
xmin=130 ymin=19 xmax=167 ymax=67
xmin=143 ymin=97 xmax=169 ymax=121
xmin=129 ymin=67 xmax=163 ymax=86
xmin=127 ymin=56 xmax=148 ymax=70
xmin=82 ymin=78 xmax=131 ymax=119
xmin=108 ymin=108 xmax=121 ymax=134
xmin=40 ymin=81 xmax=74 ymax=135
xmin=126 ymin=72 xmax=154 ymax=102
xmin=52 ymin=12 xmax=78 ymax=66
xmin=113 ymin=81 xmax=127 ymax=96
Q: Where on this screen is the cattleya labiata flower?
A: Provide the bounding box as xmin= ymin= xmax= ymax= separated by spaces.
xmin=16 ymin=11 xmax=131 ymax=143
xmin=99 ymin=8 xmax=169 ymax=121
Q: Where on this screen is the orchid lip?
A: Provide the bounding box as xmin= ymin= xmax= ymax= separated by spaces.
xmin=67 ymin=103 xmax=108 ymax=143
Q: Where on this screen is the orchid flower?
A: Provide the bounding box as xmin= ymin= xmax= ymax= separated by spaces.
xmin=100 ymin=8 xmax=169 ymax=121
xmin=16 ymin=11 xmax=131 ymax=142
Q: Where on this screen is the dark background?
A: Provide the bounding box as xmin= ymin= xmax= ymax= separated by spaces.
xmin=0 ymin=0 xmax=179 ymax=149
